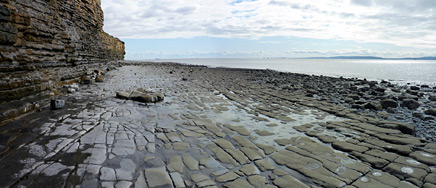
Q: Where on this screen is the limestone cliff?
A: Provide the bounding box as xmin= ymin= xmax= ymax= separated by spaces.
xmin=0 ymin=0 xmax=125 ymax=122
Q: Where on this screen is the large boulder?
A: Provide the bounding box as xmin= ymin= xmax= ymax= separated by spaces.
xmin=135 ymin=94 xmax=158 ymax=103
xmin=116 ymin=91 xmax=130 ymax=100
xmin=396 ymin=122 xmax=416 ymax=135
xmin=410 ymin=86 xmax=420 ymax=90
xmin=116 ymin=90 xmax=164 ymax=103
xmin=379 ymin=99 xmax=398 ymax=109
xmin=364 ymin=102 xmax=382 ymax=111
xmin=400 ymin=99 xmax=420 ymax=109
xmin=425 ymin=109 xmax=436 ymax=117
xmin=128 ymin=91 xmax=143 ymax=100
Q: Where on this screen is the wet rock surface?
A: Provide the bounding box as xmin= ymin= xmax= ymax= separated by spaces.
xmin=251 ymin=69 xmax=436 ymax=141
xmin=0 ymin=62 xmax=435 ymax=188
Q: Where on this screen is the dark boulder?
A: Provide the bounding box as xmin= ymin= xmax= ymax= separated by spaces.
xmin=386 ymin=107 xmax=396 ymax=113
xmin=364 ymin=102 xmax=382 ymax=111
xmin=359 ymin=87 xmax=370 ymax=92
xmin=412 ymin=112 xmax=423 ymax=119
xmin=425 ymin=109 xmax=436 ymax=117
xmin=396 ymin=122 xmax=416 ymax=135
xmin=400 ymin=99 xmax=420 ymax=110
xmin=380 ymin=99 xmax=398 ymax=109
xmin=410 ymin=86 xmax=420 ymax=90
xmin=374 ymin=87 xmax=386 ymax=93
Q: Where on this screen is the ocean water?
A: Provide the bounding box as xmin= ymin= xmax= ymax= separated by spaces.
xmin=148 ymin=58 xmax=436 ymax=85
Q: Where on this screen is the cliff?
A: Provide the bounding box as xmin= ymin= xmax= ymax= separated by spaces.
xmin=0 ymin=0 xmax=125 ymax=122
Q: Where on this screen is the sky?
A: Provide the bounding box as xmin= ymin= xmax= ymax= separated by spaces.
xmin=101 ymin=0 xmax=436 ymax=59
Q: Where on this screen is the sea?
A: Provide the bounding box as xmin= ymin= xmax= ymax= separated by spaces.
xmin=148 ymin=58 xmax=436 ymax=85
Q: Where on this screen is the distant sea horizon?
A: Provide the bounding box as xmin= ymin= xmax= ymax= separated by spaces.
xmin=142 ymin=58 xmax=436 ymax=85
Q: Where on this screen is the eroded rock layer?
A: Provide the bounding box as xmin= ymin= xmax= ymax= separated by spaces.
xmin=0 ymin=0 xmax=125 ymax=121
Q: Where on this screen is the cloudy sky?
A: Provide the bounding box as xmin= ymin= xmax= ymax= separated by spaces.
xmin=101 ymin=0 xmax=436 ymax=59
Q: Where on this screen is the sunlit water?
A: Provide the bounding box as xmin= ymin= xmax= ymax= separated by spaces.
xmin=148 ymin=58 xmax=436 ymax=85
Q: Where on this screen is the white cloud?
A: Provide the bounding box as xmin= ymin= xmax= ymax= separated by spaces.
xmin=102 ymin=0 xmax=436 ymax=49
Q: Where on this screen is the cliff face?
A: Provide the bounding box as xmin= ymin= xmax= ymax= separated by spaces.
xmin=0 ymin=0 xmax=125 ymax=121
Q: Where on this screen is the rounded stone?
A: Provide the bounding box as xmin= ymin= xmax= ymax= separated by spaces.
xmin=360 ymin=176 xmax=369 ymax=183
xmin=372 ymin=172 xmax=382 ymax=177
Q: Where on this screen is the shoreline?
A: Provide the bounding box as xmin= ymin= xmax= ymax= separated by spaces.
xmin=0 ymin=61 xmax=435 ymax=187
xmin=145 ymin=58 xmax=436 ymax=86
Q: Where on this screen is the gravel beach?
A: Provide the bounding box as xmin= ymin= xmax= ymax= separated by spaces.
xmin=0 ymin=61 xmax=435 ymax=188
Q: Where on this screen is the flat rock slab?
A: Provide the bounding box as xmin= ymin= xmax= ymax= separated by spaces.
xmin=183 ymin=155 xmax=200 ymax=171
xmin=223 ymin=124 xmax=251 ymax=136
xmin=215 ymin=139 xmax=236 ymax=149
xmin=254 ymin=129 xmax=274 ymax=136
xmin=273 ymin=175 xmax=309 ymax=188
xmin=170 ymin=172 xmax=186 ymax=188
xmin=254 ymin=158 xmax=275 ymax=171
xmin=100 ymin=167 xmax=116 ymax=181
xmin=383 ymin=163 xmax=428 ymax=181
xmin=167 ymin=156 xmax=185 ymax=173
xmin=351 ymin=151 xmax=389 ymax=168
xmin=409 ymin=151 xmax=436 ymax=166
xmin=223 ymin=179 xmax=254 ymax=188
xmin=240 ymin=164 xmax=260 ymax=176
xmin=144 ymin=166 xmax=174 ymax=188
xmin=191 ymin=173 xmax=210 ymax=183
xmin=173 ymin=142 xmax=190 ymax=151
xmin=247 ymin=175 xmax=267 ymax=187
xmin=332 ymin=141 xmax=369 ymax=153
xmin=216 ymin=172 xmax=240 ymax=183
xmin=274 ymin=139 xmax=292 ymax=146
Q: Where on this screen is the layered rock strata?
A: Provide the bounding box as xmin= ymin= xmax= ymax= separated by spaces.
xmin=0 ymin=0 xmax=125 ymax=122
